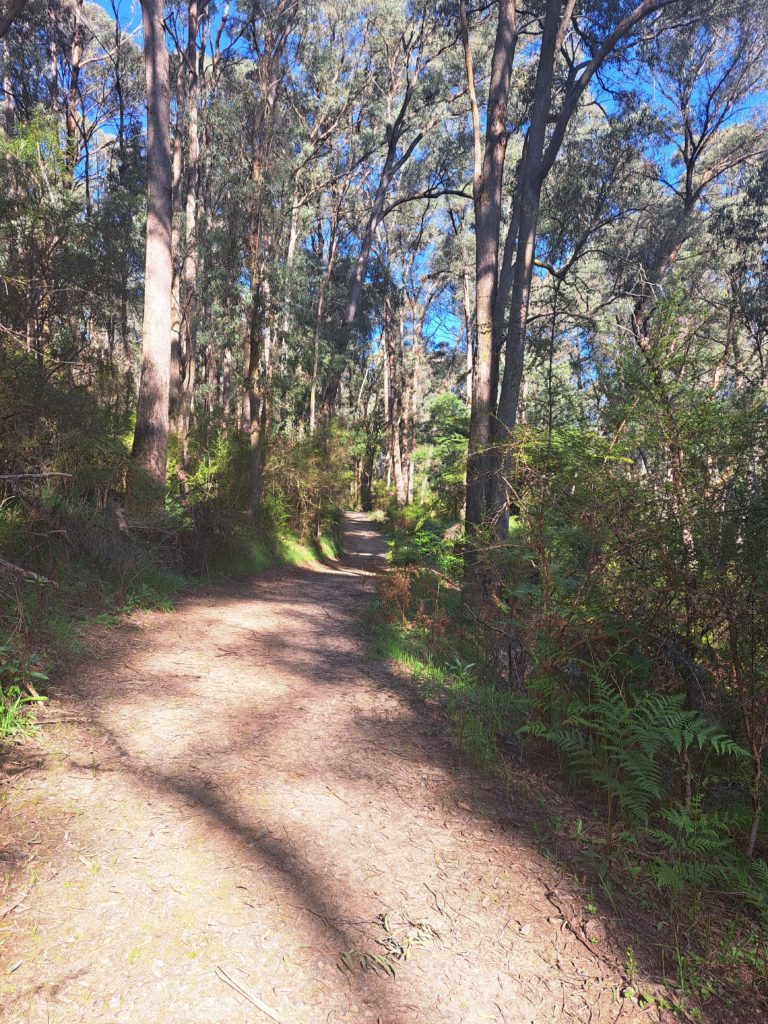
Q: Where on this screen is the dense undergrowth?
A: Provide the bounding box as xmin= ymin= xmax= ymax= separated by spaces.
xmin=369 ymin=424 xmax=768 ymax=1016
xmin=0 ymin=354 xmax=348 ymax=740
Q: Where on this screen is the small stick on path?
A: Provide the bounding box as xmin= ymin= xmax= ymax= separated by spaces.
xmin=325 ymin=783 xmax=353 ymax=807
xmin=0 ymin=890 xmax=29 ymax=919
xmin=215 ymin=965 xmax=284 ymax=1023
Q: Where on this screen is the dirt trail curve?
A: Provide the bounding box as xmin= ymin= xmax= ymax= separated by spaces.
xmin=1 ymin=512 xmax=677 ymax=1024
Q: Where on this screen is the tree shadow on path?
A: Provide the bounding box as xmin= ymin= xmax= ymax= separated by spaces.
xmin=0 ymin=513 xmax=753 ymax=1024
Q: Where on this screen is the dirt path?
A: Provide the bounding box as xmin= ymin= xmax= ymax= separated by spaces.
xmin=1 ymin=513 xmax=681 ymax=1024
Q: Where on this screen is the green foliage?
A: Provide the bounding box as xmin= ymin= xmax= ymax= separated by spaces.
xmin=0 ymin=644 xmax=47 ymax=740
xmin=0 ymin=349 xmax=352 ymax=679
xmin=369 ymin=567 xmax=518 ymax=770
xmin=0 ymin=347 xmax=133 ymax=495
xmin=0 ymin=480 xmax=340 ymax=683
xmin=264 ymin=425 xmax=352 ymax=541
xmin=166 ymin=425 xmax=250 ymax=512
xmin=411 ymin=393 xmax=469 ymax=521
xmin=522 ymin=679 xmax=746 ymax=828
xmin=204 ymin=523 xmax=274 ymax=577
xmin=383 ymin=504 xmax=462 ymax=580
xmin=0 ymin=110 xmax=61 ymax=169
xmin=381 ymin=383 xmax=768 ymax=990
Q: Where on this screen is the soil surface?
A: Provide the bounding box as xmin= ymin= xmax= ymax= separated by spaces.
xmin=0 ymin=513 xmax=723 ymax=1023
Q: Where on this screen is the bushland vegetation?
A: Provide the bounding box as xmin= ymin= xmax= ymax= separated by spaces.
xmin=2 ymin=0 xmax=768 ymax=1008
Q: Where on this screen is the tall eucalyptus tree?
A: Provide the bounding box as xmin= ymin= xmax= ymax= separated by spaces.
xmin=129 ymin=0 xmax=172 ymax=499
xmin=459 ymin=0 xmax=724 ymax=564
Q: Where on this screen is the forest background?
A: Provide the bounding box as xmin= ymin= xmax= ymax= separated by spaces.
xmin=2 ymin=0 xmax=768 ymax=1011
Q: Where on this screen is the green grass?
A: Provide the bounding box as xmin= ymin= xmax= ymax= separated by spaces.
xmin=41 ymin=612 xmax=84 ymax=659
xmin=91 ymin=611 xmax=122 ymax=627
xmin=276 ymin=532 xmax=317 ymax=566
xmin=318 ymin=532 xmax=342 ymax=560
xmin=122 ymin=564 xmax=189 ymax=611
xmin=369 ymin=611 xmax=516 ymax=771
xmin=207 ymin=523 xmax=341 ymax=576
xmin=0 ymin=643 xmax=48 ymax=740
xmin=0 ymin=690 xmax=43 ymax=739
xmin=204 ymin=523 xmax=274 ymax=577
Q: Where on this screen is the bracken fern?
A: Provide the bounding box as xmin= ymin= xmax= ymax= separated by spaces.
xmin=521 ymin=677 xmax=747 ymax=827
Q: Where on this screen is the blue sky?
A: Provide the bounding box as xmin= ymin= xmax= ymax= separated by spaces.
xmin=95 ymin=0 xmax=141 ymax=35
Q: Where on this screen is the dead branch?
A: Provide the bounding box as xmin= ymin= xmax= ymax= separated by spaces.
xmin=0 ymin=558 xmax=53 ymax=584
xmin=0 ymin=473 xmax=73 ymax=482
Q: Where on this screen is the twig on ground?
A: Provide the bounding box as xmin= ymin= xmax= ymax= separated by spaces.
xmin=215 ymin=965 xmax=283 ymax=1023
xmin=36 ymin=717 xmax=89 ymax=724
xmin=325 ymin=784 xmax=352 ymax=807
xmin=0 ymin=890 xmax=28 ymax=919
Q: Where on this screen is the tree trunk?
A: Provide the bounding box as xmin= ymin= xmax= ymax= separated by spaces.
xmin=63 ymin=0 xmax=82 ymax=188
xmin=1 ymin=39 xmax=14 ymax=134
xmin=308 ymin=201 xmax=340 ymax=435
xmin=204 ymin=336 xmax=216 ymax=415
xmin=221 ymin=345 xmax=232 ymax=416
xmin=243 ymin=0 xmax=294 ymax=513
xmin=463 ymin=0 xmax=518 ymax=539
xmin=169 ymin=70 xmax=185 ymax=429
xmin=319 ymin=186 xmax=388 ymax=419
xmin=461 ymin=266 xmax=473 ymax=407
xmin=384 ymin=300 xmax=408 ymax=508
xmin=0 ymin=0 xmax=26 ymax=40
xmin=488 ymin=0 xmax=562 ymax=538
xmin=247 ymin=261 xmax=272 ymax=517
xmin=405 ymin=311 xmax=424 ymax=506
xmin=308 ymin=276 xmax=327 ymax=436
xmin=47 ymin=0 xmax=57 ymax=109
xmin=129 ymin=0 xmax=172 ymax=501
xmin=281 ymin=181 xmax=299 ymax=347
xmin=179 ymin=0 xmax=200 ymax=449
xmin=246 ymin=212 xmax=272 ymax=518
xmin=465 ymin=0 xmax=677 ymax=550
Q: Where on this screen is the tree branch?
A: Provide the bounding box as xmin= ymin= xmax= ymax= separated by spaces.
xmin=0 ymin=0 xmax=26 ymax=39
